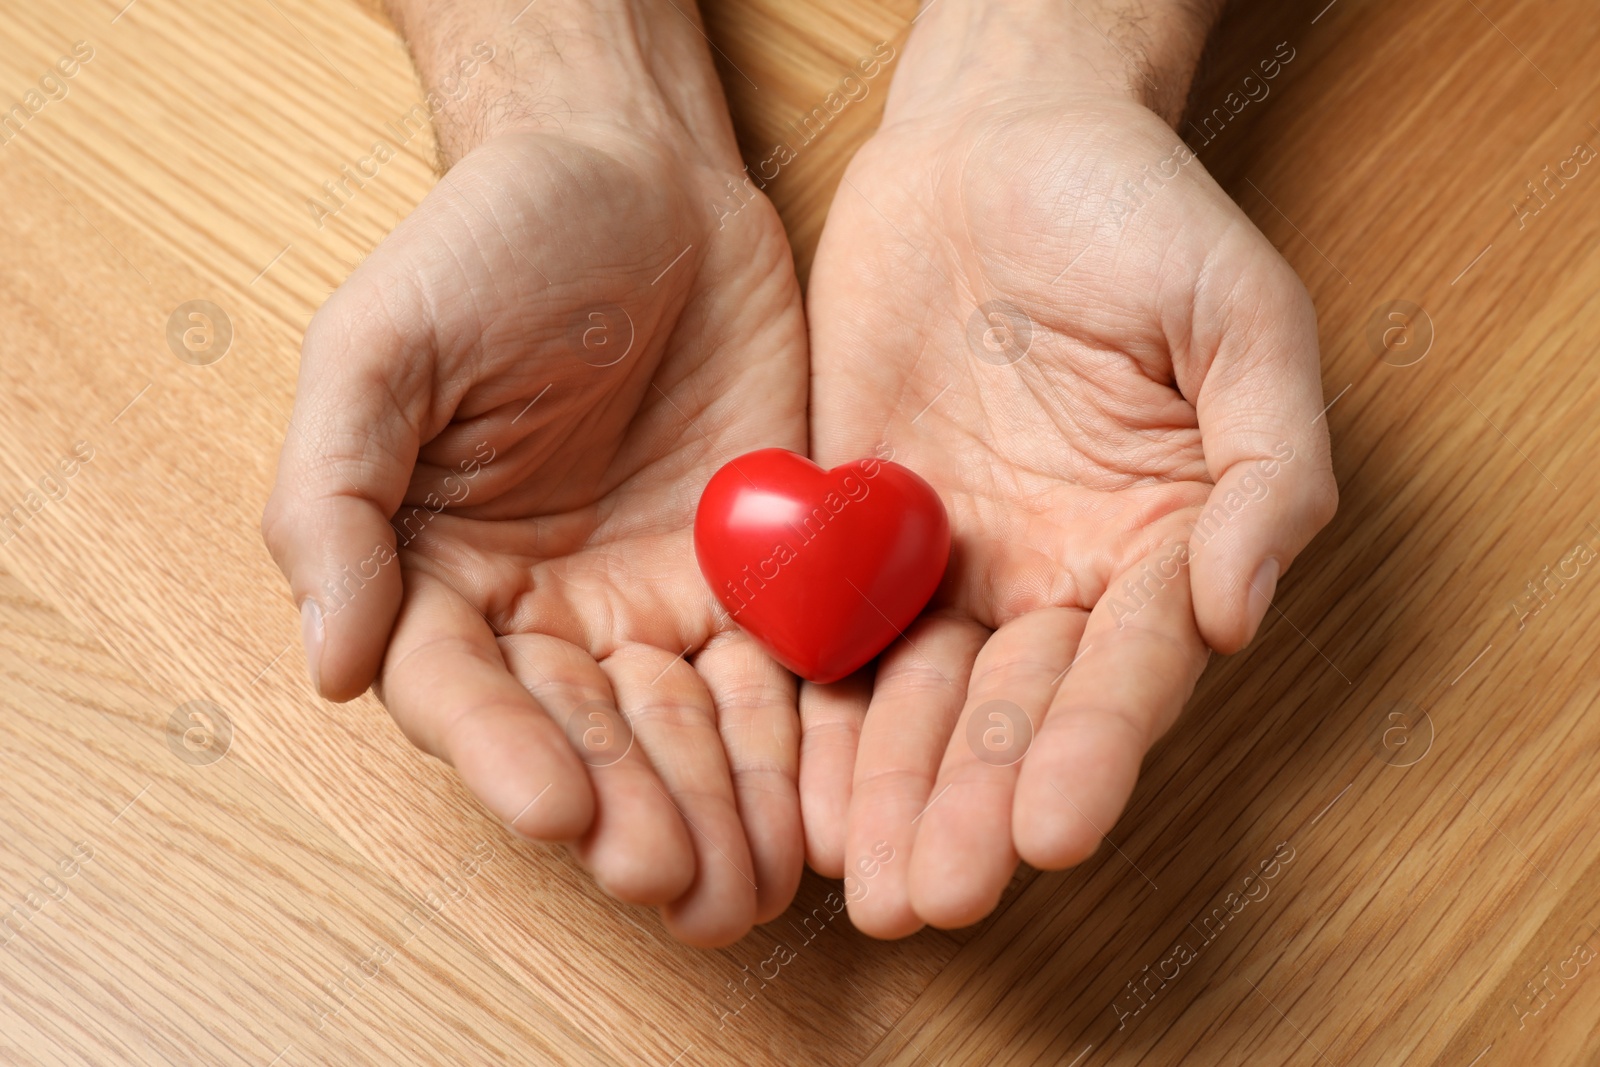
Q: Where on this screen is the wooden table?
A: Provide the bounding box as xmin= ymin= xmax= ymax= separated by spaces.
xmin=3 ymin=0 xmax=1600 ymax=1063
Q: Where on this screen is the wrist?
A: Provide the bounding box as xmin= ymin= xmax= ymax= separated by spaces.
xmin=385 ymin=0 xmax=740 ymax=169
xmin=886 ymin=0 xmax=1222 ymax=128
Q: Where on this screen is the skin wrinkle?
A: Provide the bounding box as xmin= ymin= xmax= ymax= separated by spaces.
xmin=1147 ymin=230 xmax=1203 ymax=394
xmin=527 ymin=538 xmax=699 ymax=652
xmin=1006 ymin=347 xmax=1201 ymax=488
xmin=958 ymin=135 xmax=1172 ymax=349
xmin=853 ymin=763 xmax=941 ymax=794
xmin=338 ymin=410 xmax=420 ymax=516
xmin=329 ymin=298 xmax=435 ymax=453
xmin=413 ymin=397 xmax=533 ymax=473
xmin=304 ymin=392 xmax=399 ymax=496
xmin=727 ymin=765 xmax=797 ymax=800
xmin=1013 ymin=368 xmax=1103 ymax=483
xmin=958 ymin=505 xmax=1073 ymax=617
xmin=652 ymin=302 xmax=729 ymax=407
xmin=949 ymin=473 xmax=1206 ymax=620
xmin=434 ymin=696 xmax=548 ymax=766
xmin=878 ymin=326 xmax=936 ymax=447
xmin=991 ymin=559 xmax=1080 ymax=625
xmin=384 ymin=625 xmax=501 ymax=701
xmin=603 ymin=695 xmax=707 ymax=737
xmin=586 ymin=390 xmax=677 ymax=500
xmin=698 ymin=649 xmax=786 ymax=696
xmin=438 ymin=231 xmax=500 ymax=393
xmin=387 ymin=201 xmax=488 ymax=399
xmin=465 ymin=10 xmax=730 ymax=173
xmin=467 ymin=429 xmax=578 ymax=514
xmin=971 ymin=107 xmax=1098 ymax=234
xmin=628 ymin=392 xmax=721 ymax=493
xmin=503 ymin=639 xmax=602 ymax=696
xmin=1174 ymin=212 xmax=1256 ymax=399
xmin=988 ymin=611 xmax=1089 ymax=670
xmin=1052 ymin=363 xmax=1201 ymax=477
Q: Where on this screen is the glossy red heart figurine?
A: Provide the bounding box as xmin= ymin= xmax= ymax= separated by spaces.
xmin=694 ymin=448 xmax=950 ymax=683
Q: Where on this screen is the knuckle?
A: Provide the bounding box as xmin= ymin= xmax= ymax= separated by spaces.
xmin=853 ymin=764 xmax=932 ymax=794
xmin=1304 ymin=470 xmax=1340 ymax=530
xmin=712 ymin=677 xmax=791 ymax=716
xmin=876 ymin=656 xmax=954 ymax=696
xmin=728 ymin=762 xmax=792 ymax=800
xmin=258 ymin=491 xmax=293 ymax=567
xmin=623 ymin=698 xmax=706 ymax=733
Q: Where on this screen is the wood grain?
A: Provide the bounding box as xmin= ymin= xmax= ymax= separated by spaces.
xmin=0 ymin=565 xmax=610 ymax=1066
xmin=2 ymin=0 xmax=1600 ymax=1064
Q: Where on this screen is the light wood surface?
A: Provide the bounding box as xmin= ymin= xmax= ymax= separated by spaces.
xmin=3 ymin=0 xmax=1600 ymax=1064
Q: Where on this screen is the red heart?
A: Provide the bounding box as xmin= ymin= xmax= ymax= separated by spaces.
xmin=693 ymin=448 xmax=951 ymax=683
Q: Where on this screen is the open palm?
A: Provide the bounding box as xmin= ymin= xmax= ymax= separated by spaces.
xmin=264 ymin=127 xmax=808 ymax=946
xmin=803 ymin=95 xmax=1336 ymax=936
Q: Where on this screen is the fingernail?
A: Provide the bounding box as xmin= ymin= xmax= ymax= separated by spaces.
xmin=1246 ymin=558 xmax=1279 ymax=639
xmin=300 ymin=598 xmax=325 ymax=693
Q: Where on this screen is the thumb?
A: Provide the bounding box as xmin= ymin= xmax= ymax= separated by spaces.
xmin=1186 ymin=263 xmax=1339 ymax=655
xmin=262 ymin=293 xmax=431 ymax=701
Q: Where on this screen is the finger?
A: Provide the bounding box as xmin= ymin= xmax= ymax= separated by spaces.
xmin=908 ymin=608 xmax=1087 ymax=929
xmin=1184 ymin=258 xmax=1338 ymax=653
xmin=602 ymin=646 xmax=757 ymax=947
xmin=498 ymin=633 xmax=694 ymax=906
xmin=408 ymin=393 xmax=555 ymax=512
xmin=693 ymin=632 xmax=803 ymax=924
xmin=1013 ymin=546 xmax=1209 ymax=870
xmin=845 ymin=614 xmax=987 ymax=939
xmin=261 ymin=285 xmax=430 ymax=701
xmin=797 ymin=669 xmax=872 ymax=879
xmin=379 ymin=568 xmax=594 ymax=841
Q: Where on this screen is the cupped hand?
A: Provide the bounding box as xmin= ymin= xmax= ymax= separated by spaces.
xmin=802 ymin=79 xmax=1337 ymax=936
xmin=262 ymin=86 xmax=808 ymax=944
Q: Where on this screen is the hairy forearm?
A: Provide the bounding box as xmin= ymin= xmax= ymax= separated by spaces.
xmin=891 ymin=0 xmax=1225 ymax=126
xmin=382 ymin=0 xmax=739 ymax=167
